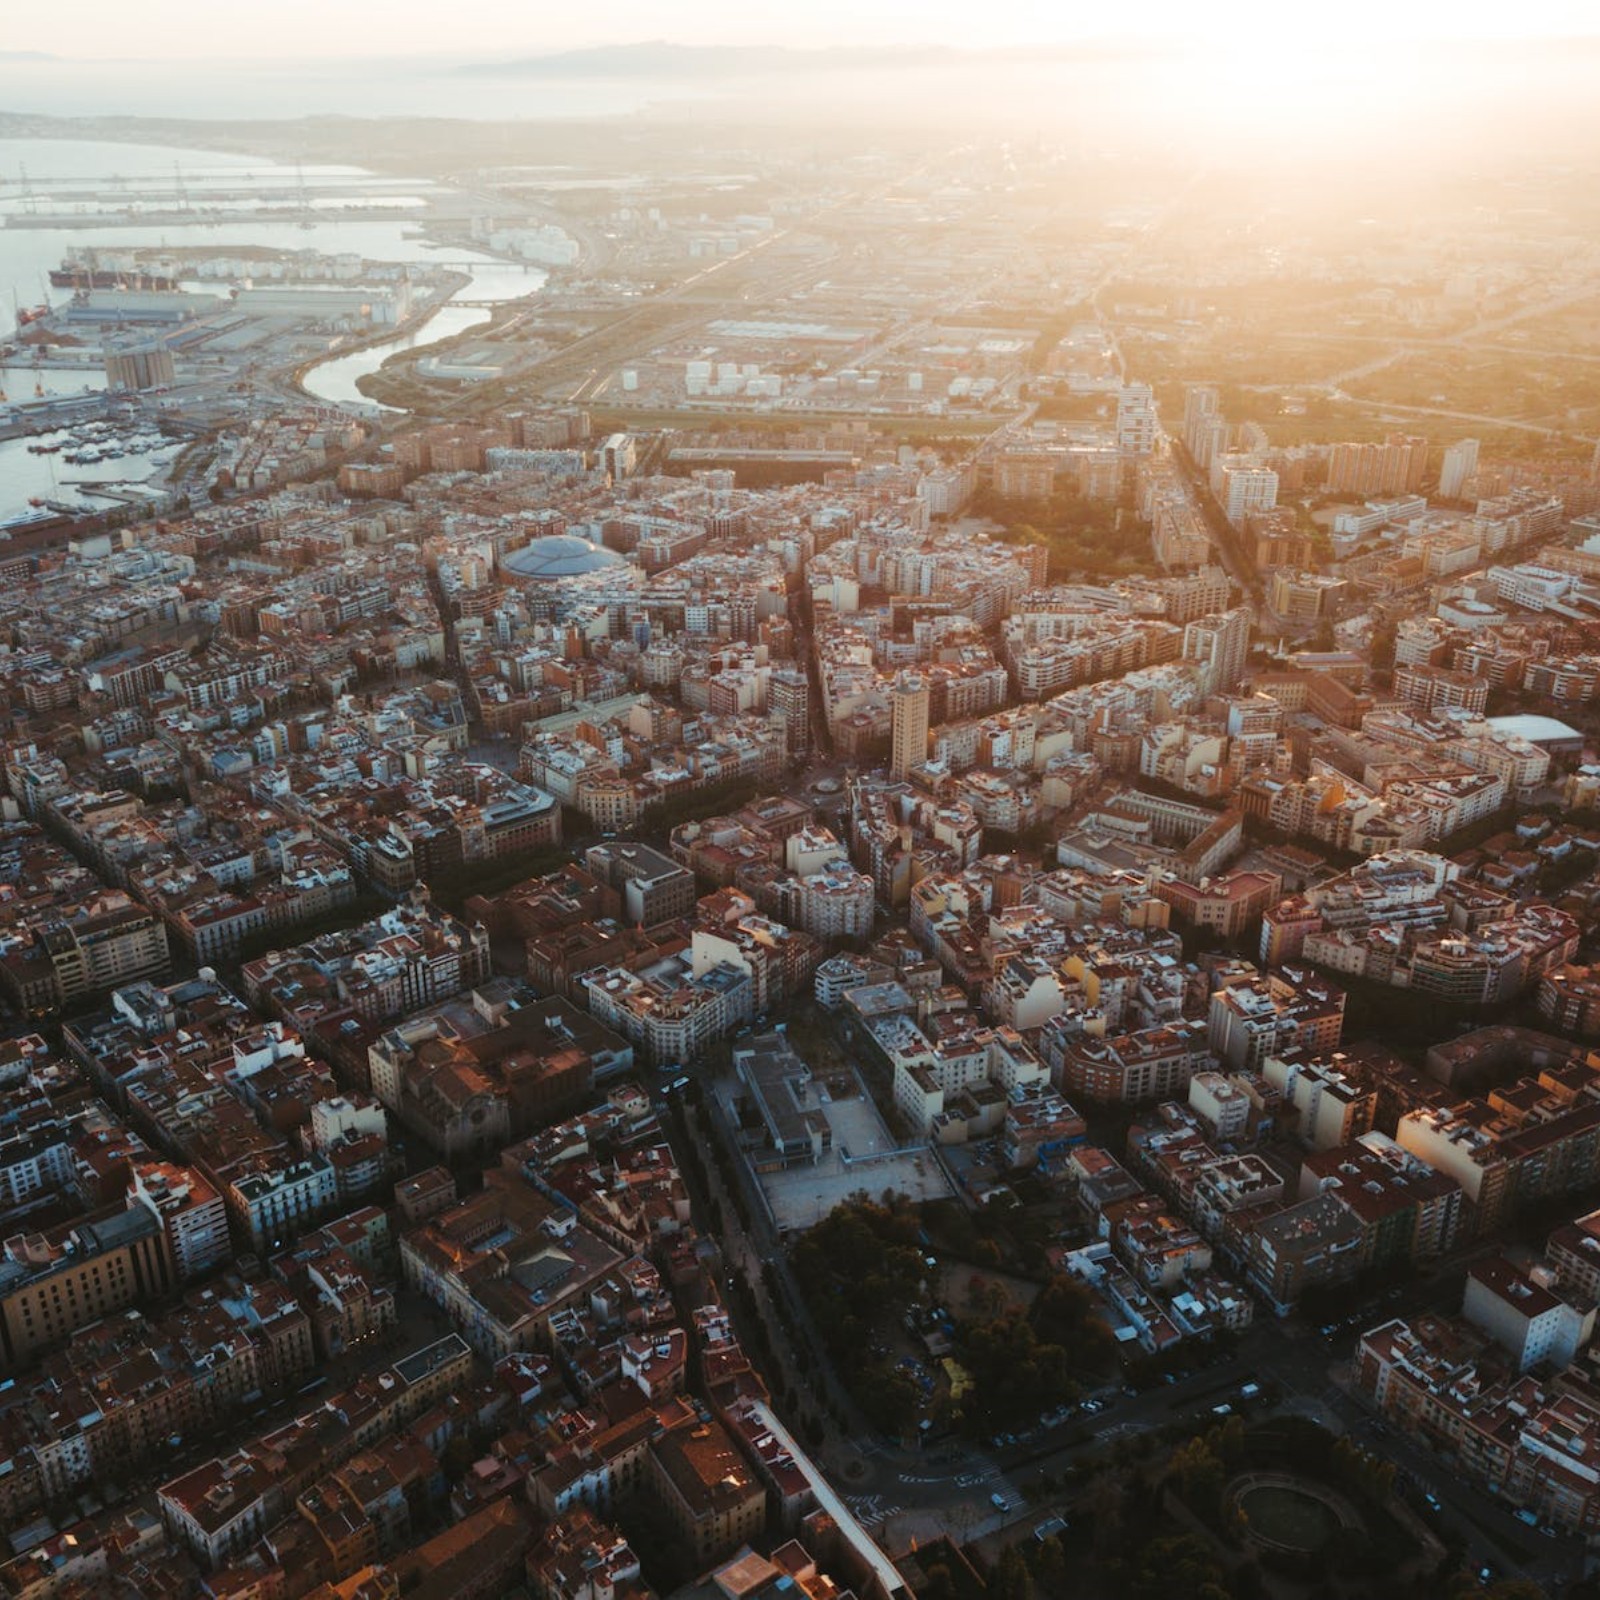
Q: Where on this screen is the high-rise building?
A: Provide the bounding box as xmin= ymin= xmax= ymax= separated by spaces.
xmin=1156 ymin=566 xmax=1233 ymax=624
xmin=1439 ymin=438 xmax=1480 ymax=500
xmin=890 ymin=671 xmax=931 ymax=780
xmin=129 ymin=1161 xmax=231 ymax=1282
xmin=770 ymin=668 xmax=811 ymax=754
xmin=0 ymin=1210 xmax=173 ymax=1370
xmin=1183 ymin=608 xmax=1252 ymax=695
xmin=1220 ymin=464 xmax=1278 ymax=527
xmin=37 ymin=901 xmax=170 ymax=1011
xmin=227 ymin=1156 xmax=339 ymax=1255
xmin=598 ymin=433 xmax=637 ymax=482
xmin=1183 ymin=385 xmax=1221 ymax=458
xmin=1193 ymin=416 xmax=1229 ymax=471
xmin=1325 ymin=434 xmax=1429 ymax=498
xmin=583 ymin=842 xmax=696 ymax=927
xmin=1263 ymin=1055 xmax=1376 ymax=1150
xmin=1117 ymin=383 xmax=1158 ymax=456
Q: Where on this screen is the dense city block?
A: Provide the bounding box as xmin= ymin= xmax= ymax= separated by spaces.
xmin=2 ymin=45 xmax=1600 ymax=1600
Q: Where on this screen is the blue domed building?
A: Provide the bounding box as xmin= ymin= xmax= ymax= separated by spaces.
xmin=501 ymin=534 xmax=627 ymax=582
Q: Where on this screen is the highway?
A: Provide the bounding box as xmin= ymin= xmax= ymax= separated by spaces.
xmin=1321 ymin=277 xmax=1600 ymax=389
xmin=1336 ymin=396 xmax=1600 ymax=446
xmin=398 ymin=227 xmax=832 ymax=418
xmin=399 ymin=151 xmax=981 ymax=421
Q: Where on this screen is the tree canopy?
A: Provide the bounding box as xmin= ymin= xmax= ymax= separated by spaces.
xmin=789 ymin=1193 xmax=927 ymax=1434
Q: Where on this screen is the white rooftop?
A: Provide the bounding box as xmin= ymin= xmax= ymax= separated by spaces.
xmin=1486 ymin=714 xmax=1582 ymax=745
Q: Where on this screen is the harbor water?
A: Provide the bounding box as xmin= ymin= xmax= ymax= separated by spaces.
xmin=0 ymin=138 xmax=547 ymax=520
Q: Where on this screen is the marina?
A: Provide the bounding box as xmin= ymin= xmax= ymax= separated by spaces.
xmin=0 ymin=137 xmax=551 ymax=520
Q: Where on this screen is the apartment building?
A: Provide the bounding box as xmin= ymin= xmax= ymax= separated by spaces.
xmin=226 ymin=1156 xmax=339 ymax=1256
xmin=583 ymin=842 xmax=697 ymax=928
xmin=648 ymin=1416 xmax=767 ymax=1568
xmin=0 ymin=1209 xmax=173 ymax=1371
xmin=1263 ymin=1053 xmax=1376 ymax=1150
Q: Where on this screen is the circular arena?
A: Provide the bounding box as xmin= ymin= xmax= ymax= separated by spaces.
xmin=1229 ymin=1471 xmax=1363 ymax=1557
xmin=501 ymin=534 xmax=627 ymax=581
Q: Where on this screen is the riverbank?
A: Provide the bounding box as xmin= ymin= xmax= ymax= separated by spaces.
xmin=347 ymin=292 xmax=542 ymax=412
xmin=290 ymin=269 xmax=471 ymax=413
xmin=293 ymin=231 xmax=556 ymax=413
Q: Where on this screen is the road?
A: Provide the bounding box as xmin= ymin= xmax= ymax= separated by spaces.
xmin=415 ymin=228 xmax=836 ymax=417
xmin=815 ymin=1310 xmax=1586 ymax=1590
xmin=643 ymin=900 xmax=1597 ymax=1595
xmin=680 ymin=1064 xmax=1589 ymax=1591
xmin=668 ymin=1089 xmax=877 ymax=1456
xmin=1213 ymin=279 xmax=1600 ymax=450
xmin=423 ymin=162 xmax=905 ymax=417
xmin=1071 ymin=180 xmax=1267 ymax=612
xmin=1266 ymin=327 xmax=1600 ymax=372
xmin=1323 ymin=277 xmax=1600 ymax=389
xmin=1341 ymin=396 xmax=1600 ymax=444
xmin=408 ymin=148 xmax=1015 ymax=423
xmin=1165 ymin=434 xmax=1266 ymax=607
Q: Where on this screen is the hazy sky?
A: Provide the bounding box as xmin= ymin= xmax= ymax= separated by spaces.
xmin=8 ymin=0 xmax=1600 ymax=59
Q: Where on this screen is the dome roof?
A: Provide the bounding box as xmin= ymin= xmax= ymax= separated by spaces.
xmin=502 ymin=534 xmax=626 ymax=581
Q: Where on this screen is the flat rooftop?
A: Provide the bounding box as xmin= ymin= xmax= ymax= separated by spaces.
xmin=715 ymin=1062 xmax=951 ymax=1234
xmin=1486 ymin=714 xmax=1582 ymax=746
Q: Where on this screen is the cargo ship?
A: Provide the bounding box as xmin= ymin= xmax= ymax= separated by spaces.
xmin=49 ymin=267 xmax=177 ymax=292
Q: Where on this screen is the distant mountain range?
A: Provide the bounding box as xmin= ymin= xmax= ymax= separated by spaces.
xmin=460 ymin=39 xmax=1172 ymax=78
